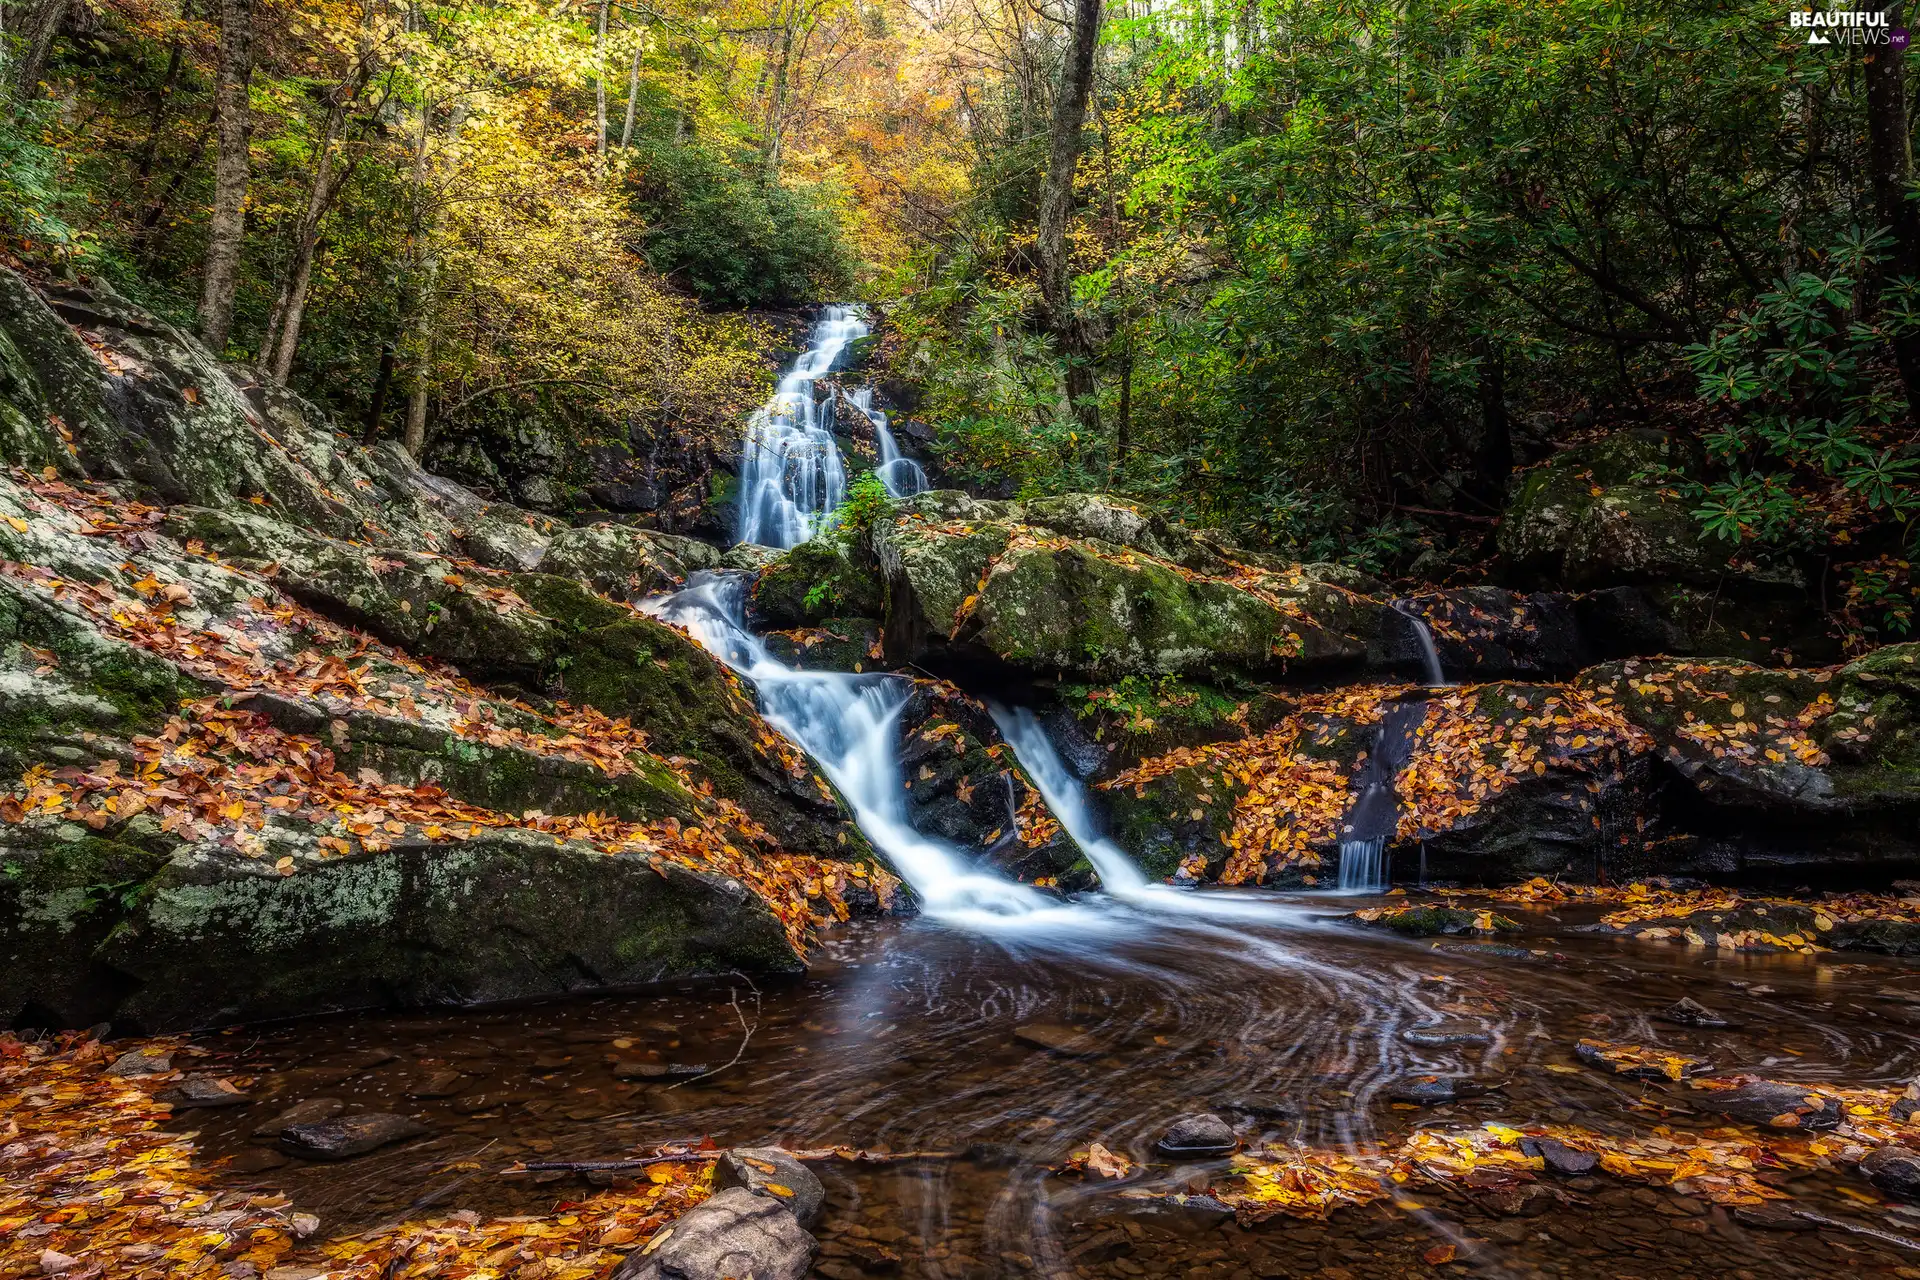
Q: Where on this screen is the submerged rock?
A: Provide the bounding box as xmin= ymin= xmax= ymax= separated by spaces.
xmin=1013 ymin=1023 xmax=1108 ymax=1056
xmin=1156 ymin=1113 xmax=1236 ymax=1156
xmin=279 ymin=1112 xmax=430 ymax=1161
xmin=714 ymin=1147 xmax=826 ymax=1228
xmin=611 ymin=1185 xmax=815 ymax=1280
xmin=1862 ymin=1146 xmax=1920 ymax=1200
xmin=1387 ymin=1075 xmax=1494 ymax=1106
xmin=252 ymin=1098 xmax=345 ymax=1140
xmin=1659 ymin=997 xmax=1734 ymax=1028
xmin=156 ymin=1075 xmax=250 ymax=1108
xmin=1694 ymin=1080 xmax=1844 ymax=1130
xmin=1519 ymin=1136 xmax=1598 ymax=1176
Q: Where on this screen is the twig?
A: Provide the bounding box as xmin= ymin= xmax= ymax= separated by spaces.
xmin=504 ymin=1154 xmax=718 ymax=1175
xmin=668 ymin=973 xmax=760 ymax=1089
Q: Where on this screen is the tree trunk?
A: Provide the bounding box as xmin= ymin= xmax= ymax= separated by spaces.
xmin=261 ymin=100 xmax=357 ymax=382
xmin=1865 ymin=9 xmax=1920 ymax=417
xmin=12 ymin=0 xmax=67 ymax=102
xmin=620 ymin=40 xmax=642 ymax=148
xmin=760 ymin=17 xmax=794 ymax=176
xmin=197 ymin=0 xmax=254 ymax=354
xmin=132 ymin=0 xmax=192 ymax=181
xmin=594 ymin=0 xmax=609 ymax=172
xmin=1471 ymin=339 xmax=1512 ymax=509
xmin=365 ymin=340 xmax=395 ymax=440
xmin=1035 ymin=0 xmax=1103 ymax=432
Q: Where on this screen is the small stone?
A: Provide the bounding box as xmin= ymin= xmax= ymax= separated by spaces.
xmin=1400 ymin=1022 xmax=1492 ymax=1047
xmin=611 ymin=1186 xmax=815 ymax=1280
xmin=1892 ymin=1076 xmax=1920 ymax=1123
xmin=225 ymin=1148 xmax=289 ymax=1174
xmin=1013 ymin=1024 xmax=1105 ymax=1056
xmin=715 ymin=1147 xmax=827 ymax=1228
xmin=252 ymin=1097 xmax=344 ymax=1140
xmin=1696 ymin=1080 xmax=1843 ymax=1131
xmin=1213 ymin=1097 xmax=1291 ymax=1120
xmin=1732 ymin=1204 xmax=1815 ymax=1231
xmin=279 ymin=1113 xmax=430 ymax=1161
xmin=38 ymin=1250 xmax=77 ymax=1275
xmin=407 ymin=1071 xmax=467 ymax=1099
xmin=106 ymin=1048 xmax=172 ymax=1077
xmin=157 ymin=1075 xmax=251 ymax=1109
xmin=1863 ymin=1146 xmax=1920 ymax=1200
xmin=1659 ymin=997 xmax=1734 ymax=1028
xmin=1388 ymin=1075 xmax=1490 ymax=1106
xmin=327 ymin=1047 xmax=399 ymax=1072
xmin=1156 ymin=1113 xmax=1235 ymax=1156
xmin=1519 ymin=1136 xmax=1598 ymax=1176
xmin=611 ymin=1061 xmax=709 ymax=1081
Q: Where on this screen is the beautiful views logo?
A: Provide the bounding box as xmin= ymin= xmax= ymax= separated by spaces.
xmin=1788 ymin=7 xmax=1908 ymax=46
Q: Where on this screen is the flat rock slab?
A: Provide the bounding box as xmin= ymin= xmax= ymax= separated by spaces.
xmin=106 ymin=1048 xmax=173 ymax=1077
xmin=715 ymin=1147 xmax=826 ymax=1228
xmin=407 ymin=1071 xmax=468 ymax=1098
xmin=612 ymin=1186 xmax=815 ymax=1280
xmin=1519 ymin=1136 xmax=1599 ymax=1176
xmin=1659 ymin=997 xmax=1735 ymax=1028
xmin=1694 ymin=1080 xmax=1843 ymax=1131
xmin=1013 ymin=1024 xmax=1107 ymax=1056
xmin=253 ymin=1097 xmax=344 ymax=1140
xmin=157 ymin=1075 xmax=250 ymax=1108
xmin=280 ymin=1113 xmax=431 ymax=1161
xmin=1387 ymin=1075 xmax=1498 ymax=1106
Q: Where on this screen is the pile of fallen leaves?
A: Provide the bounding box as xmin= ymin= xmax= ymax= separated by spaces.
xmin=1209 ymin=1147 xmax=1394 ymax=1223
xmin=0 ymin=1033 xmax=713 ymax=1280
xmin=1393 ymin=685 xmax=1648 ymax=842
xmin=1589 ymin=660 xmax=1835 ymax=770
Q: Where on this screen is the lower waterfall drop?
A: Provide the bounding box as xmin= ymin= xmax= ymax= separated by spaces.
xmin=990 ymin=706 xmax=1146 ymax=892
xmin=645 ymin=573 xmax=1057 ymax=923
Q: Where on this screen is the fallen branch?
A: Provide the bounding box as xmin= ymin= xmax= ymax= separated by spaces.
xmin=503 ymin=1147 xmax=968 ymax=1176
xmin=668 ymin=974 xmax=759 ymax=1089
xmin=1792 ymin=1209 xmax=1920 ymax=1252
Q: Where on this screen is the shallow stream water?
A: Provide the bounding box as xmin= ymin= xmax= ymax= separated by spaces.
xmin=183 ymin=896 xmax=1920 ymax=1279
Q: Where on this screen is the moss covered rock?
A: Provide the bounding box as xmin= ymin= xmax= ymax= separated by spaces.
xmin=539 ymin=523 xmax=721 ymax=602
xmin=752 ymin=538 xmax=885 ymax=627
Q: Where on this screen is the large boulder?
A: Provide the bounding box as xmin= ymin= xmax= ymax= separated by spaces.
xmin=612 ymin=1186 xmax=815 ymax=1280
xmin=869 ymin=491 xmax=1385 ymax=680
xmin=751 ymin=538 xmax=885 ymax=627
xmin=1498 ymin=432 xmax=1723 ymax=589
xmin=538 ymin=523 xmax=722 ymax=602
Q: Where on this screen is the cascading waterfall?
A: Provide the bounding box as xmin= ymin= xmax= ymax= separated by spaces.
xmin=1333 ymin=701 xmax=1428 ymax=892
xmin=645 ymin=573 xmax=1058 ymax=923
xmin=989 ymin=706 xmax=1145 ymax=892
xmin=844 ymin=386 xmax=929 ymax=498
xmin=736 ymin=307 xmax=864 ymax=548
xmin=1394 ymin=601 xmax=1450 ymax=688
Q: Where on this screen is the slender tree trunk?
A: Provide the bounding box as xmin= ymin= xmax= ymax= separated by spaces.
xmin=1035 ymin=0 xmax=1103 ymax=432
xmin=197 ymin=0 xmax=255 ymax=353
xmin=1113 ymin=330 xmax=1132 ymax=476
xmin=760 ymin=16 xmax=794 ymax=176
xmin=12 ymin=0 xmax=67 ymax=102
xmin=594 ymin=0 xmax=609 ymax=173
xmin=620 ymin=40 xmax=641 ymax=148
xmin=132 ymin=0 xmax=192 ymax=181
xmin=132 ymin=103 xmax=215 ymax=258
xmin=1471 ymin=339 xmax=1512 ymax=509
xmin=261 ymin=101 xmax=357 ymax=382
xmin=365 ymin=340 xmax=395 ymax=439
xmin=1865 ymin=7 xmax=1920 ymax=417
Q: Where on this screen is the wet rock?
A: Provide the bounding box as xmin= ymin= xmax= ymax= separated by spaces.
xmin=1013 ymin=1024 xmax=1107 ymax=1056
xmin=1862 ymin=1146 xmax=1920 ymax=1200
xmin=1351 ymin=906 xmax=1521 ymax=937
xmin=1387 ymin=1075 xmax=1495 ymax=1106
xmin=1892 ymin=1075 xmax=1920 ymax=1123
xmin=1732 ymin=1203 xmax=1817 ymax=1231
xmin=611 ymin=1185 xmax=815 ymax=1280
xmin=157 ymin=1075 xmax=250 ymax=1108
xmin=1658 ymin=997 xmax=1733 ymax=1028
xmin=1694 ymin=1080 xmax=1843 ymax=1131
xmin=715 ymin=1147 xmax=826 ymax=1228
xmin=1519 ymin=1136 xmax=1599 ymax=1176
xmin=963 ymin=1142 xmax=1020 ymax=1168
xmin=252 ymin=1097 xmax=344 ymax=1140
xmin=407 ymin=1071 xmax=467 ymax=1099
xmin=279 ymin=1112 xmax=430 ymax=1161
xmin=1400 ymin=1022 xmax=1493 ymax=1047
xmin=106 ymin=1047 xmax=173 ymax=1077
xmin=1213 ymin=1097 xmax=1292 ymax=1120
xmin=1156 ymin=1112 xmax=1236 ymax=1156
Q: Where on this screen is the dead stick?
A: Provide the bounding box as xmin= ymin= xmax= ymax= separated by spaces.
xmin=1792 ymin=1209 xmax=1920 ymax=1252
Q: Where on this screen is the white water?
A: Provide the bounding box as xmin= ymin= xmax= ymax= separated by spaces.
xmin=737 ymin=308 xmax=864 ymax=548
xmin=844 ymin=386 xmax=929 ymax=499
xmin=1337 ymin=836 xmax=1387 ymax=892
xmin=989 ymin=706 xmax=1146 ymax=892
xmin=645 ymin=574 xmax=1079 ymax=927
xmin=1395 ymin=602 xmax=1450 ymax=687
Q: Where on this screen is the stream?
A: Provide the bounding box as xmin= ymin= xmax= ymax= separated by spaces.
xmin=176 ymin=308 xmax=1920 ymax=1278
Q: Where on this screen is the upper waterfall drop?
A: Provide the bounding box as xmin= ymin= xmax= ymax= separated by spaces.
xmin=736 ymin=305 xmax=928 ymax=548
xmin=736 ymin=307 xmax=864 ymax=549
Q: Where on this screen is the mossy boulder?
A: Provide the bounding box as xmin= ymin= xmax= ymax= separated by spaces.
xmin=455 ymin=504 xmax=560 ymax=572
xmin=1348 ymin=905 xmax=1522 ymax=937
xmin=761 ymin=618 xmax=883 ymax=672
xmin=93 ymin=828 xmax=802 ymax=1031
xmin=539 ymin=523 xmax=722 ymax=602
xmin=752 ymin=538 xmax=885 ymax=627
xmin=870 ymin=494 xmax=1383 ymax=680
xmin=1499 ymin=432 xmax=1725 ymax=589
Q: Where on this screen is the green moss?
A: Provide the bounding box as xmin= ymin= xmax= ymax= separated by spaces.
xmin=1355 ymin=905 xmax=1521 ymax=936
xmin=510 ymin=571 xmax=636 ymax=633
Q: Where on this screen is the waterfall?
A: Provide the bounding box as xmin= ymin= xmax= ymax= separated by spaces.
xmin=1336 ymin=837 xmax=1387 ymax=893
xmin=1330 ymin=701 xmax=1428 ymax=894
xmin=736 ymin=308 xmax=864 ymax=548
xmin=989 ymin=706 xmax=1146 ymax=892
xmin=844 ymin=386 xmax=928 ymax=499
xmin=1394 ymin=601 xmax=1450 ymax=687
xmin=644 ymin=573 xmax=1054 ymax=922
